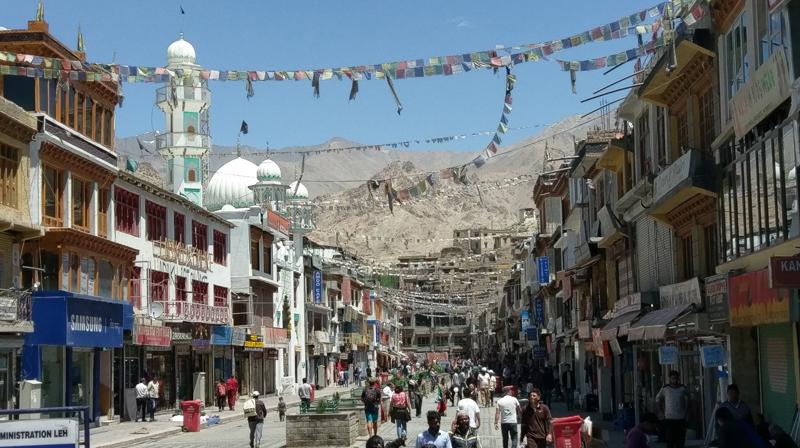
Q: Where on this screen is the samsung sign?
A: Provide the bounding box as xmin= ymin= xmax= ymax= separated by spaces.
xmin=27 ymin=292 xmax=127 ymax=349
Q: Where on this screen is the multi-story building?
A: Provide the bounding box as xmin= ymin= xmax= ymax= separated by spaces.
xmin=0 ymin=16 xmax=137 ymax=422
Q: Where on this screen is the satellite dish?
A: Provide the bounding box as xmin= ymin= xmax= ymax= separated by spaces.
xmin=150 ymin=302 xmax=164 ymax=319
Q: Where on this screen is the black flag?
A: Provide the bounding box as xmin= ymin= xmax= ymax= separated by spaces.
xmin=240 ymin=120 xmax=248 ymax=135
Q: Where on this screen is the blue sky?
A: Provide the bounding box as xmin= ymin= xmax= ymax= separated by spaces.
xmin=5 ymin=0 xmax=658 ymax=151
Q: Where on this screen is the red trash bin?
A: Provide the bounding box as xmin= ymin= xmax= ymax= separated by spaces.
xmin=181 ymin=400 xmax=202 ymax=432
xmin=552 ymin=415 xmax=584 ymax=448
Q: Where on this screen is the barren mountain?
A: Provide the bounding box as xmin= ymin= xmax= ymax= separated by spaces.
xmin=116 ymin=113 xmax=606 ymax=262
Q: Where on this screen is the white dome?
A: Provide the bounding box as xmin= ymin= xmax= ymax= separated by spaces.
xmin=206 ymin=157 xmax=258 ymax=211
xmin=167 ymin=35 xmax=196 ymax=65
xmin=288 ymin=181 xmax=309 ymax=199
xmin=256 ymin=159 xmax=282 ymax=182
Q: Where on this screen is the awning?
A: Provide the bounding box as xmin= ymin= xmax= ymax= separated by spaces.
xmin=594 ymin=206 xmax=626 ymax=249
xmin=601 ymin=310 xmax=641 ymax=341
xmin=627 ymin=304 xmax=694 ymax=342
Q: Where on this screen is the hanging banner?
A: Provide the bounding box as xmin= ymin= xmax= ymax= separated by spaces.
xmin=534 ymin=297 xmax=545 ymax=325
xmin=312 ymin=270 xmax=323 ymax=304
xmin=700 ymin=345 xmax=727 ymax=368
xmin=538 ymin=257 xmax=550 ymax=285
xmin=658 ymin=346 xmax=678 ymax=365
xmin=729 ymin=269 xmax=790 ymax=327
xmin=521 ymin=310 xmax=530 ymax=331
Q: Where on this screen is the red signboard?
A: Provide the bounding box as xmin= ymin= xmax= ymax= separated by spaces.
xmin=769 ymin=255 xmax=800 ymax=288
xmin=134 ymin=324 xmax=172 ymax=347
xmin=342 ymin=277 xmax=351 ymax=305
xmin=267 ymin=211 xmax=290 ymax=235
xmin=264 ymin=327 xmax=289 ymax=345
xmin=362 ymin=290 xmax=372 ymax=315
xmin=729 ymin=269 xmax=790 ymax=327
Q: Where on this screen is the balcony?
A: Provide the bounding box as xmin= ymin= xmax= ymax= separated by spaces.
xmin=639 ymin=38 xmax=715 ymax=107
xmin=153 ymin=239 xmax=209 ymax=271
xmin=156 ymin=85 xmax=211 ymax=109
xmin=649 ymin=149 xmax=716 ymax=226
xmin=153 ymin=300 xmax=230 ymax=325
xmin=155 ymin=132 xmax=211 ymax=153
xmin=593 ymin=206 xmax=626 ymax=250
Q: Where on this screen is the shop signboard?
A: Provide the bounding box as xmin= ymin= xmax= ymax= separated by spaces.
xmin=265 ymin=327 xmax=289 ymax=347
xmin=534 ymin=298 xmax=545 ymax=325
xmin=537 ymin=257 xmax=550 ymax=285
xmin=172 ymin=330 xmax=192 ymax=343
xmin=704 ymin=273 xmax=730 ymax=324
xmin=191 ymin=323 xmax=210 ymax=350
xmin=244 ymin=334 xmax=265 ymax=352
xmin=769 ymin=255 xmax=800 ymax=288
xmin=342 ymin=277 xmax=351 ymax=305
xmin=732 ymin=50 xmax=791 ymax=139
xmin=0 ymin=418 xmax=79 ymax=447
xmin=231 ymin=327 xmax=246 ymax=346
xmin=526 ymin=327 xmax=538 ymax=341
xmin=210 ymin=326 xmax=232 ymax=345
xmin=267 ymin=210 xmax=290 ymax=235
xmin=266 ymin=348 xmax=279 ymax=360
xmin=0 ymin=296 xmax=16 ymax=322
xmin=700 ymin=345 xmax=727 ymax=368
xmin=659 ymin=278 xmax=702 ymax=308
xmin=134 ymin=324 xmax=172 ymax=347
xmin=312 ymin=271 xmax=323 ymax=304
xmin=613 ymin=293 xmax=642 ymax=316
xmin=533 ymin=346 xmax=547 ymax=360
xmin=28 ymin=292 xmax=127 ymax=348
xmin=609 ymin=337 xmax=622 ymax=356
xmin=658 ymin=346 xmax=678 ymax=365
xmin=520 ymin=310 xmax=530 ymax=331
xmin=730 ymin=269 xmax=790 ymax=327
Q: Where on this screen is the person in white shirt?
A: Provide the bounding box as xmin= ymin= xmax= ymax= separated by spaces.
xmin=456 ymin=390 xmax=481 ymax=429
xmin=135 ymin=378 xmax=148 ymax=423
xmin=478 ymin=368 xmax=491 ymax=407
xmin=146 ymin=376 xmax=160 ymax=422
xmin=487 ymin=370 xmax=497 ymax=406
xmin=382 ymin=384 xmax=394 ymax=423
xmin=494 ymin=386 xmax=521 ymax=448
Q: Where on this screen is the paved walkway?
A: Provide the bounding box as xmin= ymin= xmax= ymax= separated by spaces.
xmin=89 ymin=384 xmax=356 ymax=448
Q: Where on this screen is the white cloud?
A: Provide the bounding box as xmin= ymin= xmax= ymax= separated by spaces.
xmin=447 ymin=16 xmax=471 ymax=28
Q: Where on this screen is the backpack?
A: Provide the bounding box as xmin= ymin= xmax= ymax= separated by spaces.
xmin=363 ymin=387 xmax=380 ymax=405
xmin=243 ymin=398 xmax=257 ymax=418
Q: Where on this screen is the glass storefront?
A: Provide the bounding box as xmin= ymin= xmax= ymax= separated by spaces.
xmin=175 ymin=348 xmax=192 ymax=402
xmin=145 ymin=349 xmax=174 ymax=411
xmin=71 ymin=349 xmax=93 ymax=411
xmin=41 ymin=346 xmax=64 ymax=410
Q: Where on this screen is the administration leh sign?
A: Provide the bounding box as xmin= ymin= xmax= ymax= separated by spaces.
xmin=0 ymin=418 xmax=79 ymax=447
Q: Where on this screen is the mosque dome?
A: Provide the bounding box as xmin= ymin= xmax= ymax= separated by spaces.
xmin=256 ymin=159 xmax=282 ymax=182
xmin=167 ymin=35 xmax=196 ymax=65
xmin=288 ymin=181 xmax=309 ymax=200
xmin=206 ymin=157 xmax=258 ymax=211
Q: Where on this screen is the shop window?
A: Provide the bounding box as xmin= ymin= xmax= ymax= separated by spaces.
xmin=416 ymin=336 xmax=430 ymax=347
xmin=95 ymin=188 xmax=109 ymax=237
xmin=42 ymin=165 xmax=63 ymax=226
xmin=414 ymin=314 xmax=431 ymax=327
xmin=173 ymin=212 xmax=185 ymax=244
xmin=103 ymin=110 xmax=113 ymax=147
xmin=175 ymin=276 xmax=187 ymax=302
xmin=75 ymin=93 xmax=84 ymax=134
xmin=434 ymin=335 xmax=449 ymax=347
xmin=192 ymin=280 xmax=208 ymax=305
xmin=85 ymin=97 xmax=93 ymax=139
xmin=2 ymin=75 xmax=35 ymax=111
xmin=214 ymin=285 xmax=228 ymax=307
xmin=263 ymin=234 xmax=273 ymax=275
xmin=191 ymin=220 xmax=208 ymax=252
xmin=145 ymin=200 xmax=167 ymax=241
xmin=0 ymin=143 xmax=19 ymax=207
xmin=680 ymin=235 xmax=694 ymax=281
xmin=698 ymin=88 xmax=715 ymax=150
xmin=676 ymin=107 xmax=689 ymax=155
xmin=95 ymin=105 xmax=103 ymax=144
xmin=655 ymin=107 xmax=667 ymax=168
xmin=130 ymin=266 xmax=141 ymax=309
xmin=38 ymin=79 xmax=57 ymax=116
xmin=213 ymin=230 xmax=227 ymax=265
xmin=150 ymin=270 xmax=168 ymax=303
xmin=703 ymin=224 xmax=718 ymax=276
xmin=79 ymin=257 xmax=96 ymax=295
xmin=114 ymin=187 xmax=139 ymax=236
xmin=99 ymin=260 xmax=114 ymax=299
xmin=67 ymin=86 xmax=76 ymax=128
xmin=41 ymin=250 xmax=59 ymax=291
xmin=758 ymin=1 xmax=789 ymax=66
xmin=71 ymin=177 xmax=90 ymax=231
xmin=250 ymin=236 xmax=260 ymax=271
xmin=59 ymin=85 xmax=69 ymax=123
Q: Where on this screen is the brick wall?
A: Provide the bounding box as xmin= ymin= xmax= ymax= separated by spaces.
xmin=286 ymin=412 xmax=360 ymax=447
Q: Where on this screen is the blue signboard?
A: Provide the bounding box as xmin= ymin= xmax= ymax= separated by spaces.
xmin=658 ymin=346 xmax=678 ymax=365
xmin=312 ymin=270 xmax=323 ymax=304
xmin=700 ymin=345 xmax=727 ymax=368
xmin=526 ymin=327 xmax=538 ymax=341
xmin=537 ymin=257 xmax=550 ymax=284
xmin=533 ymin=346 xmax=547 ymax=359
xmin=211 ymin=326 xmax=233 ymax=345
xmin=534 ymin=298 xmax=545 ymax=325
xmin=520 ymin=310 xmax=530 ymax=331
xmin=27 ymin=291 xmax=127 ymax=348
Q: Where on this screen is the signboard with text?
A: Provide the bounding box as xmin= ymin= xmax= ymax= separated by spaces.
xmin=134 ymin=324 xmax=172 ymax=347
xmin=244 ymin=334 xmax=265 ymax=352
xmin=312 ymin=271 xmax=323 ymax=304
xmin=0 ymin=418 xmax=79 ymax=447
xmin=537 ymin=257 xmax=550 ymax=285
xmin=267 ymin=211 xmax=290 ymax=235
xmin=700 ymin=345 xmax=727 ymax=368
xmin=658 ymin=346 xmax=678 ymax=365
xmin=659 ymin=278 xmax=702 ymax=308
xmin=769 ymin=255 xmax=800 ymax=288
xmin=732 ymin=50 xmax=791 ymax=139
xmin=730 ymin=269 xmax=790 ymax=327
xmin=705 ymin=273 xmax=730 ymax=324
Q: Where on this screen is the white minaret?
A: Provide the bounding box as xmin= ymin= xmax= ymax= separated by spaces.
xmin=156 ymin=34 xmax=211 ymax=206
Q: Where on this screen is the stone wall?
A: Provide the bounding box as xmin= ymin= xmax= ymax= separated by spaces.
xmin=286 ymin=412 xmax=360 ymax=447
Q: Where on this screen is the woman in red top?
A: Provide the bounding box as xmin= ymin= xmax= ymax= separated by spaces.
xmin=215 ymin=379 xmax=227 ymax=412
xmin=390 ymin=384 xmax=411 ymax=439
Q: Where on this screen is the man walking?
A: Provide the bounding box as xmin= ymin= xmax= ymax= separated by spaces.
xmin=561 ymin=364 xmax=576 ymax=411
xmin=495 ymin=386 xmax=521 ymax=448
xmin=298 ymin=378 xmax=312 ymax=409
xmin=626 ymin=413 xmax=659 ymax=448
xmin=361 ymin=378 xmax=382 ymax=437
xmin=450 ymin=410 xmax=482 ymax=448
xmin=457 ymin=390 xmax=481 ymax=430
xmin=135 ymin=378 xmax=148 ymax=423
xmin=520 ymin=388 xmax=552 ymax=448
xmin=718 ymin=384 xmax=753 ymax=424
xmin=246 ymin=391 xmax=268 ymax=448
xmin=478 ymin=368 xmax=491 ymax=408
xmin=146 ymin=376 xmax=159 ymax=421
xmin=416 ymin=410 xmax=453 ymax=448
xmin=226 ymin=374 xmax=239 ymax=411
xmin=656 ymin=370 xmax=690 ymax=448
